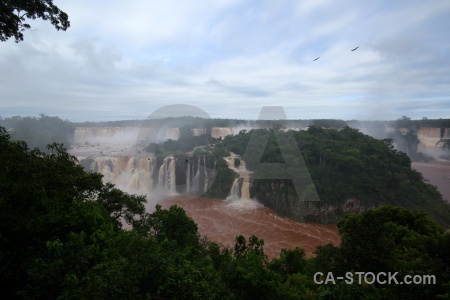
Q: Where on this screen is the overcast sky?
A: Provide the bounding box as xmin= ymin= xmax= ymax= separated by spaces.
xmin=1 ymin=0 xmax=449 ymax=122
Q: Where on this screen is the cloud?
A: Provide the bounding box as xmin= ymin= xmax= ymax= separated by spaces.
xmin=71 ymin=38 xmax=121 ymax=73
xmin=0 ymin=0 xmax=449 ymax=121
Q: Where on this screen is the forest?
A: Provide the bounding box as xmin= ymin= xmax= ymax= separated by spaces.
xmin=1 ymin=126 xmax=450 ymax=299
xmin=0 ymin=128 xmax=450 ymax=299
xmin=0 ymin=114 xmax=74 ymax=152
xmin=3 ymin=114 xmax=450 ymax=225
xmin=221 ymin=126 xmax=450 ymax=225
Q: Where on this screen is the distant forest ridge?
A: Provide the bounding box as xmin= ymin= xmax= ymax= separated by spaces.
xmin=3 ymin=114 xmax=450 ymax=128
xmin=1 ymin=114 xmax=450 ymax=152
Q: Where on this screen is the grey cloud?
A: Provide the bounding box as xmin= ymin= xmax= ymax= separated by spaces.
xmin=370 ymin=37 xmax=429 ymax=62
xmin=205 ymin=79 xmax=271 ymax=98
xmin=71 ymin=38 xmax=121 ymax=73
xmin=204 ymin=78 xmax=222 ymax=86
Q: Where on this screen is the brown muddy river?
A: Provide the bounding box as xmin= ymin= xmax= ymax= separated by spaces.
xmin=412 ymin=161 xmax=450 ymax=202
xmin=157 ymin=196 xmax=340 ymax=259
xmin=141 ymin=161 xmax=450 ymax=260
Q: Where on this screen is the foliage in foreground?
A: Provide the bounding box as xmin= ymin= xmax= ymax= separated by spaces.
xmin=1 ymin=126 xmax=450 ymax=299
xmin=0 ymin=0 xmax=70 ymax=43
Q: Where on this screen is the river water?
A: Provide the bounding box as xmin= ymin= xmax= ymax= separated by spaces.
xmin=146 ymin=160 xmax=450 ymax=260
xmin=157 ymin=196 xmax=340 ymax=259
xmin=412 ymin=161 xmax=450 ymax=202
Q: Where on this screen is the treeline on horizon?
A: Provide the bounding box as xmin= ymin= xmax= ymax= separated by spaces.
xmin=1 ymin=126 xmax=450 ymax=299
xmin=2 ymin=114 xmax=450 ymax=153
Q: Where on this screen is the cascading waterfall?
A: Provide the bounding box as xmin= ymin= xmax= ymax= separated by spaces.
xmin=186 ymin=158 xmax=191 ymax=193
xmin=88 ymin=156 xmax=155 ymax=195
xmin=86 ymin=152 xmax=217 ymax=197
xmin=211 ymin=127 xmax=234 ymax=139
xmin=158 ymin=156 xmax=176 ymax=194
xmin=203 ymin=156 xmax=208 ymax=193
xmin=192 ymin=157 xmax=201 ymax=193
xmin=149 ymin=156 xmax=156 ymax=190
xmin=241 ymin=175 xmax=250 ymax=200
xmin=239 ymin=159 xmax=246 ymax=170
xmin=165 ymin=128 xmax=180 ymax=141
xmin=192 ymin=128 xmax=207 ymax=136
xmin=227 ymin=178 xmax=241 ymax=200
xmin=225 ymin=154 xmax=252 ymax=200
xmin=417 ymin=127 xmax=450 ymax=149
xmin=185 ymin=156 xmax=214 ymax=195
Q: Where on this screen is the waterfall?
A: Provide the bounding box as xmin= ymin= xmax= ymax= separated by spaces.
xmin=224 ymin=153 xmax=252 ymax=200
xmin=168 ymin=159 xmax=176 ymax=193
xmin=185 ymin=156 xmax=213 ymax=195
xmin=239 ymin=158 xmax=246 ymax=171
xmin=158 ymin=156 xmax=176 ymax=194
xmin=186 ymin=158 xmax=191 ymax=193
xmin=165 ymin=128 xmax=180 ymax=141
xmin=149 ymin=156 xmax=156 ymax=191
xmin=192 ymin=157 xmax=201 ymax=193
xmin=87 ymin=156 xmax=155 ymax=195
xmin=211 ymin=127 xmax=234 ymax=139
xmin=417 ymin=127 xmax=450 ymax=149
xmin=72 ymin=127 xmax=139 ymax=145
xmin=227 ymin=178 xmax=241 ymax=200
xmin=192 ymin=128 xmax=207 ymax=136
xmin=241 ymin=175 xmax=250 ymax=200
xmin=203 ymin=156 xmax=208 ymax=193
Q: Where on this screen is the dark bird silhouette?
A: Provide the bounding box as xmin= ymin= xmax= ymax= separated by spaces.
xmin=351 ymin=47 xmax=359 ymax=51
xmin=185 ymin=159 xmax=189 ymax=163
xmin=313 ymin=57 xmax=320 ymax=61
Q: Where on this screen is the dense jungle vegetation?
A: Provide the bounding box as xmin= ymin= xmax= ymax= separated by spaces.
xmin=0 ymin=114 xmax=74 ymax=152
xmin=3 ymin=114 xmax=449 ymax=225
xmin=1 ymin=126 xmax=450 ymax=299
xmin=222 ymin=126 xmax=450 ymax=225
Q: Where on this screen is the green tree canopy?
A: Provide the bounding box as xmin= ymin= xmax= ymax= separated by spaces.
xmin=0 ymin=0 xmax=70 ymax=42
xmin=0 ymin=126 xmax=145 ymax=298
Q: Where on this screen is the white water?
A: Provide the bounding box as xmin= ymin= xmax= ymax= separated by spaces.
xmin=90 ymin=156 xmax=155 ymax=195
xmin=165 ymin=128 xmax=180 ymax=141
xmin=203 ymin=157 xmax=208 ymax=193
xmin=224 ymin=153 xmax=255 ymax=207
xmin=73 ymin=127 xmax=139 ymax=145
xmin=211 ymin=127 xmax=235 ymax=139
xmin=158 ymin=156 xmax=176 ymax=194
xmin=185 ymin=156 xmax=212 ymax=194
xmin=192 ymin=128 xmax=207 ymax=136
xmin=186 ymin=158 xmax=191 ymax=193
xmin=228 ymin=178 xmax=241 ymax=199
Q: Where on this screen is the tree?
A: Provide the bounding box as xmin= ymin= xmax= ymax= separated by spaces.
xmin=0 ymin=114 xmax=74 ymax=152
xmin=0 ymin=127 xmax=146 ymax=298
xmin=134 ymin=204 xmax=200 ymax=248
xmin=335 ymin=205 xmax=450 ymax=299
xmin=0 ymin=0 xmax=70 ymax=43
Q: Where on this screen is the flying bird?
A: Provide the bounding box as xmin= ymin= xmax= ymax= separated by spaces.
xmin=351 ymin=47 xmax=359 ymax=51
xmin=313 ymin=57 xmax=320 ymax=61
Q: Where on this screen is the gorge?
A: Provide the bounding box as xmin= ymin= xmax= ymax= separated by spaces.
xmin=66 ymin=122 xmax=450 ymax=258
